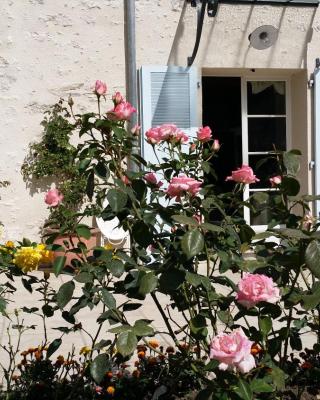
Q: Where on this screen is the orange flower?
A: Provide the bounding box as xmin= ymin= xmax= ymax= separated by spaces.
xmin=138 ymin=351 xmax=145 ymax=359
xmin=148 ymin=339 xmax=159 ymax=349
xmin=56 ymin=355 xmax=65 ymax=365
xmin=106 ymin=386 xmax=115 ymax=396
xmin=106 ymin=371 xmax=113 ymax=379
xmin=251 ymin=343 xmax=262 ymax=356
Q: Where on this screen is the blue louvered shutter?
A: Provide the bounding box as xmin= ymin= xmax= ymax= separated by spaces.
xmin=139 ymin=66 xmax=199 ymax=164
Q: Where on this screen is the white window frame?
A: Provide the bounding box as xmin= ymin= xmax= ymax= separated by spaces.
xmin=241 ymin=76 xmax=291 ymax=230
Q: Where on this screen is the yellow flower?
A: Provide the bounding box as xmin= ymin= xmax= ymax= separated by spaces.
xmin=36 ymin=244 xmax=54 ymax=264
xmin=13 ymin=247 xmax=42 ymax=273
xmin=79 ymin=346 xmax=91 ymax=355
xmin=104 ymin=243 xmax=114 ymax=251
xmin=5 ymin=241 xmax=15 ymax=248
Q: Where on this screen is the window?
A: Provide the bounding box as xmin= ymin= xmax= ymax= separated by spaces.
xmin=202 ymin=76 xmax=290 ymax=228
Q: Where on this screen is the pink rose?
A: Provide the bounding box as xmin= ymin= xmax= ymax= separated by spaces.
xmin=112 ymin=91 xmax=124 ymax=105
xmin=44 ymin=188 xmax=63 ymax=207
xmin=236 ymin=273 xmax=281 ymax=309
xmin=212 ymin=139 xmax=220 ymax=151
xmin=269 ymin=175 xmax=282 ymax=187
xmin=197 ymin=126 xmax=212 ymax=142
xmin=226 ymin=165 xmax=259 ymax=184
xmin=146 ymin=127 xmax=162 ymax=144
xmin=144 ymin=172 xmax=163 ymax=188
xmin=166 ymin=174 xmax=201 ymax=200
xmin=94 ymin=80 xmax=107 ymax=96
xmin=210 ymin=328 xmax=255 ymax=373
xmin=145 ymin=124 xmax=188 ymax=145
xmin=108 ymin=101 xmax=136 ymax=121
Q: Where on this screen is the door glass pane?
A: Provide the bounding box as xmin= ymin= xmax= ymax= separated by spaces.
xmin=247 ymin=81 xmax=286 ymax=115
xmin=249 ymin=155 xmax=280 ymax=189
xmin=248 ymin=117 xmax=286 ymax=152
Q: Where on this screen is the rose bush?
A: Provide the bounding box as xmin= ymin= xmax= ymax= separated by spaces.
xmin=1 ymin=80 xmax=320 ymax=399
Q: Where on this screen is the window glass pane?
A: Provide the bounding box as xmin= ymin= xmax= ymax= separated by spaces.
xmin=249 ymin=155 xmax=281 ymax=189
xmin=247 ymin=81 xmax=286 ymax=115
xmin=248 ymin=117 xmax=286 ymax=152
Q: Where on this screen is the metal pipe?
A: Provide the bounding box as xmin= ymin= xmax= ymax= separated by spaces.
xmin=124 ymin=0 xmax=140 ymax=172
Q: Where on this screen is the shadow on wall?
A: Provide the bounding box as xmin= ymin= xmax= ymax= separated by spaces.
xmin=167 ymin=2 xmax=317 ymax=69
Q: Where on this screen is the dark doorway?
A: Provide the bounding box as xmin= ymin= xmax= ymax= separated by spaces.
xmin=202 ymin=77 xmax=242 ymax=193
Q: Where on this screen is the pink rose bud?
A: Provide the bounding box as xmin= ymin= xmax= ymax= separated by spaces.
xmin=44 ymin=188 xmax=64 ymax=207
xmin=210 ymin=328 xmax=255 ymax=373
xmin=225 ymin=165 xmax=259 ymax=184
xmin=269 ymin=175 xmax=282 ymax=187
xmin=112 ymin=91 xmax=124 ymax=105
xmin=193 ymin=214 xmax=203 ymax=224
xmin=108 ymin=101 xmax=136 ymax=121
xmin=144 ymin=172 xmax=163 ymax=188
xmin=197 ymin=126 xmax=212 ymax=142
xmin=236 ymin=273 xmax=281 ymax=309
xmin=190 ymin=143 xmax=196 ymax=152
xmin=145 ymin=124 xmax=188 ymax=145
xmin=166 ymin=174 xmax=202 ymax=201
xmin=131 ymin=124 xmax=141 ymax=136
xmin=212 ymin=139 xmax=220 ymax=151
xmin=94 ymin=80 xmax=107 ymax=96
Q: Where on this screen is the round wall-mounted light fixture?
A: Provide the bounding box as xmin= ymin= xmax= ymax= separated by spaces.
xmin=248 ymin=25 xmax=278 ymax=50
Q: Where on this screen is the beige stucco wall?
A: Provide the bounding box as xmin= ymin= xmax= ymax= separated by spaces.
xmin=1 ymin=0 xmax=319 ymax=241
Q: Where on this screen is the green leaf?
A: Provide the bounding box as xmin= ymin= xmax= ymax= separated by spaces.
xmin=75 ymin=224 xmax=91 ymax=240
xmin=217 ymin=310 xmax=233 ymax=326
xmin=106 ymin=189 xmax=127 ymax=213
xmin=201 ymin=223 xmax=224 ymax=233
xmin=90 ymin=354 xmax=110 ymax=384
xmin=305 ymin=240 xmax=320 ymax=279
xmin=116 ymin=331 xmax=137 ymax=357
xmin=283 ymin=150 xmax=300 ymax=176
xmin=132 ymin=221 xmax=153 ymax=247
xmin=251 ymin=379 xmax=274 ymax=393
xmin=270 ymin=367 xmax=285 ymax=390
xmin=139 ymin=273 xmax=158 ymax=296
xmin=56 ymin=281 xmax=75 ymax=309
xmin=172 ymin=215 xmax=198 ymax=226
xmin=259 ymin=316 xmax=272 ymax=338
xmin=282 ymin=176 xmax=300 ymax=196
xmin=53 ymin=256 xmax=66 ymax=277
xmin=74 ymin=272 xmax=93 ymax=283
xmin=190 ymin=315 xmax=208 ymax=339
xmin=101 ymin=288 xmax=116 ymax=310
xmin=79 ymin=158 xmax=91 ymax=172
xmin=181 ymin=230 xmax=204 ymax=259
xmin=302 ymin=282 xmax=320 ymax=310
xmin=94 ymin=162 xmax=109 ymax=179
xmin=204 ymin=359 xmax=219 ymax=371
xmin=133 ymin=320 xmax=154 ymax=336
xmin=159 ymin=270 xmax=185 ymax=293
xmin=276 ymin=228 xmax=309 ymax=240
xmin=86 ymin=169 xmax=95 ymax=201
xmin=234 ymin=379 xmax=253 ymax=400
xmin=108 ymin=259 xmax=125 ymax=278
xmin=46 ymin=338 xmax=62 ymax=358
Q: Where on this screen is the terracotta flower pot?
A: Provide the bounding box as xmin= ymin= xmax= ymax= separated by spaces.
xmin=42 ymin=228 xmax=101 ymax=268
